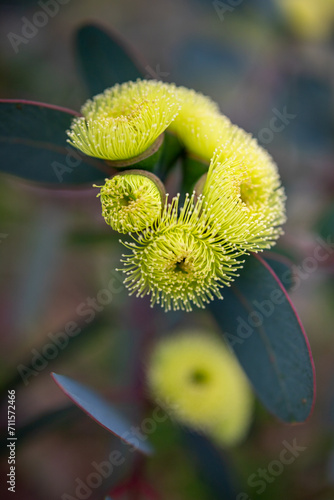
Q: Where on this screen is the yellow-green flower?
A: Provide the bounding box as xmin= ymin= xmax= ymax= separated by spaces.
xmin=147 ymin=330 xmax=253 ymax=446
xmin=168 ymin=87 xmax=227 ymax=162
xmin=69 ymin=79 xmax=286 ymax=309
xmin=96 ymin=171 xmax=165 ymax=234
xmin=201 ymin=140 xmax=286 ymax=252
xmin=118 ymin=193 xmax=242 ymax=312
xmin=168 ymin=86 xmax=220 ymax=133
xmin=167 ymin=87 xmax=274 ymax=173
xmin=67 ymin=80 xmax=180 ymax=161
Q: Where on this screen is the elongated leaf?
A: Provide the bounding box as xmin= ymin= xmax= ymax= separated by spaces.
xmin=182 ymin=430 xmax=237 ymax=500
xmin=76 ymin=23 xmax=151 ymax=97
xmin=262 ymin=250 xmax=294 ymax=290
xmin=208 ymin=254 xmax=315 ymax=422
xmin=51 ymin=373 xmax=153 ymax=455
xmin=0 ymin=100 xmax=110 ymax=185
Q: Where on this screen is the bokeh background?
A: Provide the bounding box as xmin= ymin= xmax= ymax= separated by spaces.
xmin=0 ymin=0 xmax=334 ymax=499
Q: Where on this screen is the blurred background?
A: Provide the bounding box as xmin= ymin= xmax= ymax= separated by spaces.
xmin=0 ymin=0 xmax=334 ymax=498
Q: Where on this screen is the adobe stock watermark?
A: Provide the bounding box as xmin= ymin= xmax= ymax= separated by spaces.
xmin=225 ymin=235 xmax=333 ymax=347
xmin=7 ymin=0 xmax=71 ymax=54
xmin=257 ymin=107 xmax=296 ymax=145
xmin=52 ymin=146 xmax=83 ymax=183
xmin=213 ymin=0 xmax=244 ymax=22
xmin=236 ymin=438 xmax=306 ymax=498
xmin=17 ymin=271 xmax=125 ymax=386
xmin=61 ymin=400 xmax=175 ymax=500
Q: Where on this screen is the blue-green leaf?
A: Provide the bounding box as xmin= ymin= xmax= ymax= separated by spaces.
xmin=51 ymin=373 xmax=153 ymax=455
xmin=75 ymin=23 xmax=151 ymax=97
xmin=0 ymin=100 xmax=110 ymax=185
xmin=262 ymin=250 xmax=295 ymax=290
xmin=208 ymin=253 xmax=316 ymax=423
xmin=182 ymin=430 xmax=237 ymax=499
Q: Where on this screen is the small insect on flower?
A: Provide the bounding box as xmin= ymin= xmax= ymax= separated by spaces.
xmin=67 ymin=80 xmax=181 ymax=162
xmin=118 ymin=193 xmax=243 ymax=312
xmin=96 ymin=171 xmax=165 ymax=234
xmin=201 ymin=134 xmax=286 ymax=253
xmin=147 ymin=330 xmax=253 ymax=446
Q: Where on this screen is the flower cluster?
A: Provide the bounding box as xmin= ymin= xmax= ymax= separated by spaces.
xmin=67 ymin=79 xmax=286 ymax=311
xmin=146 ymin=331 xmax=253 ymax=446
xmin=119 ymin=193 xmax=242 ymax=311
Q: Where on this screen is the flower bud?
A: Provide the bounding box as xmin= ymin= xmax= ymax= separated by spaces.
xmin=97 ymin=170 xmax=165 ymax=234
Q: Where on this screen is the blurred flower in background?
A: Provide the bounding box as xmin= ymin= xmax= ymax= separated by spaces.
xmin=146 ymin=330 xmax=253 ymax=446
xmin=276 ymin=0 xmax=334 ymax=41
xmin=0 ymin=0 xmax=334 ymax=499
